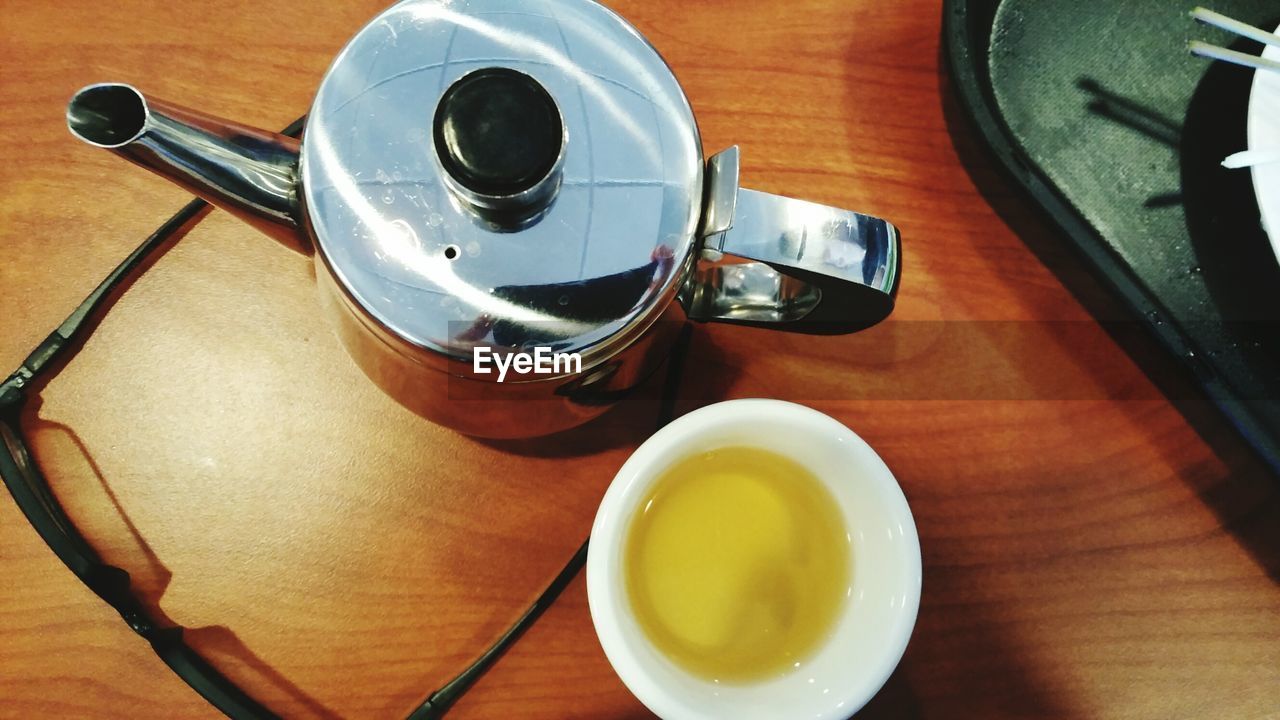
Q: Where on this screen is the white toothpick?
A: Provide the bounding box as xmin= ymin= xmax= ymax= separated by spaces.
xmin=1189 ymin=40 xmax=1280 ymax=73
xmin=1191 ymin=7 xmax=1280 ymax=48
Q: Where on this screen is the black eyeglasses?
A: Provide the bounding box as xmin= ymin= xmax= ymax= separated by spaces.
xmin=0 ymin=115 xmax=690 ymax=719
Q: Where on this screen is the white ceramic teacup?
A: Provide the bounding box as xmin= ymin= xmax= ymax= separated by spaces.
xmin=587 ymin=399 xmax=921 ymax=720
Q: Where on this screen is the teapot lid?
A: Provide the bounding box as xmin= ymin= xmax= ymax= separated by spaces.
xmin=300 ymin=0 xmax=704 ymax=371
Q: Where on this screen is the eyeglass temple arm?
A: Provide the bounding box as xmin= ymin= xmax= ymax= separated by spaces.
xmin=406 ymin=323 xmax=691 ymax=719
xmin=408 ymin=540 xmax=590 ymax=720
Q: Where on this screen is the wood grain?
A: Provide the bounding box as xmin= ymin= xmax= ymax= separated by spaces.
xmin=1 ymin=1 xmax=1277 ymax=719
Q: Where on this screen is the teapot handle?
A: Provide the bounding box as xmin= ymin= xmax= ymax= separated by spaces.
xmin=679 ymin=147 xmax=900 ymax=333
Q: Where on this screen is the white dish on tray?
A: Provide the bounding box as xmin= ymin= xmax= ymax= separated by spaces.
xmin=1247 ymin=24 xmax=1280 ymax=265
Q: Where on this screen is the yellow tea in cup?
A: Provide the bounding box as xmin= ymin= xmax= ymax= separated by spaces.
xmin=623 ymin=446 xmax=851 ymax=683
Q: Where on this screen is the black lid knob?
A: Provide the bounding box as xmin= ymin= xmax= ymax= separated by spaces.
xmin=434 ymin=68 xmax=563 ymax=199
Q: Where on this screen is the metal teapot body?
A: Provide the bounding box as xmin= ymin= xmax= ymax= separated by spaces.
xmin=66 ymin=0 xmax=899 ymax=438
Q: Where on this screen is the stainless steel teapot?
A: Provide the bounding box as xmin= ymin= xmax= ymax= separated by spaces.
xmin=66 ymin=0 xmax=899 ymax=438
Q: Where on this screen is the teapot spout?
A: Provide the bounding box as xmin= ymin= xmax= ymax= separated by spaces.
xmin=67 ymin=83 xmax=306 ymax=253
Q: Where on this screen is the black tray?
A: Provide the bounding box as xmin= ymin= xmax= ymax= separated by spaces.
xmin=944 ymin=0 xmax=1280 ymax=473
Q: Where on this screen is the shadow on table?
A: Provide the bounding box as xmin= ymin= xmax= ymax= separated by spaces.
xmin=21 ymin=407 xmax=342 ymax=720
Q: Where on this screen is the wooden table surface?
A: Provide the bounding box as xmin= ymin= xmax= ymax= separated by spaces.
xmin=2 ymin=1 xmax=1278 ymax=718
